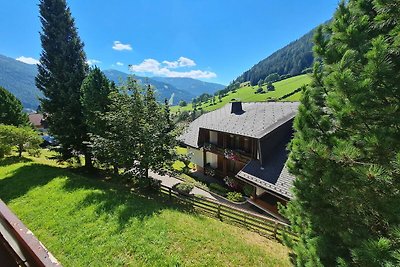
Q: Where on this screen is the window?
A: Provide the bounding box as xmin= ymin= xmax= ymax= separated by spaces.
xmin=209 ymin=131 xmax=218 ymax=145
xmin=228 ymin=134 xmax=234 ymax=148
xmin=244 ymin=138 xmax=249 ymax=153
xmin=235 ymin=136 xmax=240 ymax=149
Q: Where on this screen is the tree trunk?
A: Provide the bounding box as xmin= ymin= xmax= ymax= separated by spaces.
xmin=146 ymin=167 xmax=151 ymax=187
xmin=84 ymin=152 xmax=93 ymax=169
xmin=113 ymin=164 xmax=119 ymax=175
xmin=18 ymin=145 xmax=23 ymax=157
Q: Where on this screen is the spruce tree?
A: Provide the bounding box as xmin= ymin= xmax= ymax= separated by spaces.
xmin=283 ymin=1 xmax=400 ymax=266
xmin=35 ymin=0 xmax=90 ymax=166
xmin=0 ymin=86 xmax=27 ymax=126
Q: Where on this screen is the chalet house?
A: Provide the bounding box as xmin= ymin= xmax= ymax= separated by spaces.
xmin=28 ymin=113 xmax=47 ymax=130
xmin=179 ymin=101 xmax=299 ymax=219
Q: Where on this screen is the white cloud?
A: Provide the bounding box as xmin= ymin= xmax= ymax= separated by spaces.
xmin=116 ymin=62 xmax=124 ymax=66
xmin=129 ymin=57 xmax=216 ymax=79
xmin=16 ymin=56 xmax=39 ymax=65
xmin=129 ymin=59 xmax=161 ymax=73
xmin=87 ymin=59 xmax=101 ymax=66
xmin=112 ymin=41 xmax=132 ymax=51
xmin=162 ymin=57 xmax=196 ymax=68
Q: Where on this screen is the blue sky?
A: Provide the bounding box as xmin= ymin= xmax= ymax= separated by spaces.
xmin=0 ymin=0 xmax=338 ymax=85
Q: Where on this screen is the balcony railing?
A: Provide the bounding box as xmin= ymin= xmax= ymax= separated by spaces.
xmin=203 ymin=143 xmax=252 ymax=163
xmin=0 ymin=199 xmax=61 ymax=267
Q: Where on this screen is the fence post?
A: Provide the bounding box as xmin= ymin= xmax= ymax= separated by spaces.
xmin=217 ymin=204 xmax=221 ymax=220
xmin=169 ymin=187 xmax=172 ymax=201
xmin=273 ymin=222 xmax=278 ymax=240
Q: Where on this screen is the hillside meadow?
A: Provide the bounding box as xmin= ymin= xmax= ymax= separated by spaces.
xmin=0 ymin=151 xmax=291 ymax=266
xmin=171 ymin=74 xmax=311 ymax=113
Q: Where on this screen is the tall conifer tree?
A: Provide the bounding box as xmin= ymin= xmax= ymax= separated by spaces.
xmin=283 ymin=1 xmax=400 ymax=266
xmin=35 ymin=0 xmax=90 ymax=166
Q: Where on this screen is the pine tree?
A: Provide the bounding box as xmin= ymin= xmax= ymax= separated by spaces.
xmin=283 ymin=1 xmax=400 ymax=266
xmin=35 ymin=0 xmax=90 ymax=166
xmin=0 ymin=86 xmax=27 ymax=126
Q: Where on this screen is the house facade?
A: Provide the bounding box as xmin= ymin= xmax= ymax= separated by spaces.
xmin=179 ymin=101 xmax=299 ymax=219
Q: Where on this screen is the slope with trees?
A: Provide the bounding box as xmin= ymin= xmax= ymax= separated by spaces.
xmin=283 ymin=1 xmax=400 ymax=266
xmin=103 ymin=69 xmax=195 ymax=105
xmin=229 ymin=27 xmax=316 ymax=87
xmin=0 ymin=54 xmax=41 ymax=109
xmin=152 ymin=76 xmax=225 ymax=96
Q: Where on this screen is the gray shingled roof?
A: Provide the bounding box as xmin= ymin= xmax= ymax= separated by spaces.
xmin=236 ymin=141 xmax=295 ymax=199
xmin=178 ymin=102 xmax=299 ymax=148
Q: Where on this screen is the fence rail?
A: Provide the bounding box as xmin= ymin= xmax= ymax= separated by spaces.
xmin=159 ymin=184 xmax=296 ymax=241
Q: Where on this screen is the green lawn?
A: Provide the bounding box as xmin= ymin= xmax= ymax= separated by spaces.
xmin=171 ymin=74 xmax=311 ymax=113
xmin=0 ymin=153 xmax=290 ymax=266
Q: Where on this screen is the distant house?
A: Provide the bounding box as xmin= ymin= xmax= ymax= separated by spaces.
xmin=179 ymin=101 xmax=299 ymax=219
xmin=28 ymin=113 xmax=47 ymax=130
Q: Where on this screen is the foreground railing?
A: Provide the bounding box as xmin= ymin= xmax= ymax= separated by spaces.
xmin=159 ymin=184 xmax=296 ymax=241
xmin=0 ymin=199 xmax=61 ymax=267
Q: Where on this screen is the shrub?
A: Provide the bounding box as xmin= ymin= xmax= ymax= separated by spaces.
xmin=148 ymin=177 xmax=161 ymax=191
xmin=0 ymin=143 xmax=12 ymax=158
xmin=223 ymin=176 xmax=240 ymax=190
xmin=175 ymin=182 xmax=194 ymax=195
xmin=209 ymin=183 xmax=229 ymax=195
xmin=255 ymin=88 xmax=264 ymax=94
xmin=226 ymin=192 xmax=245 ymax=202
xmin=243 ymin=184 xmax=254 ymax=197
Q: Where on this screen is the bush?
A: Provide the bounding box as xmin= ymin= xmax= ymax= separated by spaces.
xmin=209 ymin=183 xmax=229 ymax=195
xmin=0 ymin=143 xmax=12 ymax=158
xmin=226 ymin=192 xmax=244 ymax=202
xmin=175 ymin=182 xmax=194 ymax=195
xmin=255 ymin=88 xmax=265 ymax=94
xmin=243 ymin=184 xmax=254 ymax=197
xmin=148 ymin=177 xmax=161 ymax=191
xmin=223 ymin=176 xmax=240 ymax=190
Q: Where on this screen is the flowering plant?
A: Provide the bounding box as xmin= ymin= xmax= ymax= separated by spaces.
xmin=204 ymin=143 xmax=212 ymax=151
xmin=224 ymin=149 xmax=239 ymax=161
xmin=205 ymin=165 xmax=216 ymax=177
xmin=223 ymin=176 xmax=240 ymax=190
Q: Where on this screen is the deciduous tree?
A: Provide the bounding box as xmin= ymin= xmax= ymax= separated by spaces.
xmin=0 ymin=125 xmax=41 ymax=157
xmin=0 ymin=86 xmax=27 ymax=126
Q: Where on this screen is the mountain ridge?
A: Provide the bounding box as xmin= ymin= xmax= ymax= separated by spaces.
xmin=151 ymin=76 xmax=225 ymax=98
xmin=103 ymin=69 xmax=195 ymax=104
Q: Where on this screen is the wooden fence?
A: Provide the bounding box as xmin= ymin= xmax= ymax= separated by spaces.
xmin=159 ymin=184 xmax=296 ymax=241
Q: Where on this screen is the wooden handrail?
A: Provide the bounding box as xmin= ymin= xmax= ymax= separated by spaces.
xmin=0 ymin=199 xmax=61 ymax=267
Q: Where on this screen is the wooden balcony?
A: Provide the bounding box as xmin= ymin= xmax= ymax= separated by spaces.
xmin=0 ymin=199 xmax=61 ymax=267
xmin=203 ymin=142 xmax=252 ymax=163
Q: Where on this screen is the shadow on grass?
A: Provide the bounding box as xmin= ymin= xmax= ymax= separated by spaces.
xmin=0 ymin=160 xmax=65 ymax=203
xmin=0 ymin=159 xmax=195 ymax=231
xmin=0 ymin=156 xmax=32 ymax=167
